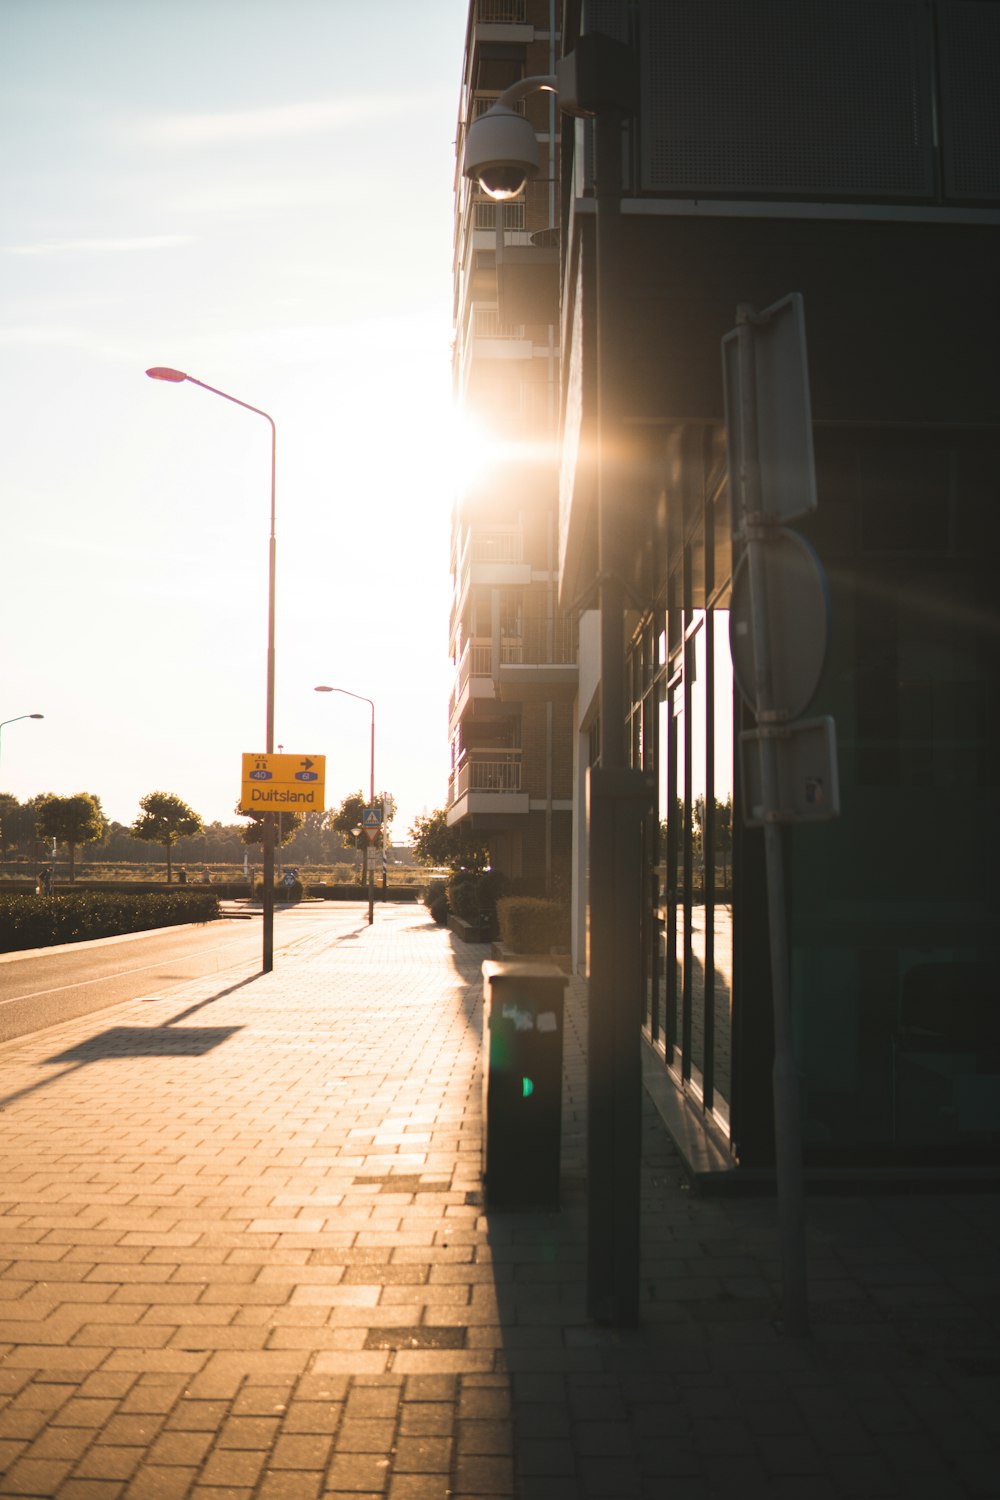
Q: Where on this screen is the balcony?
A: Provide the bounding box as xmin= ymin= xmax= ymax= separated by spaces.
xmin=498 ymin=617 xmax=578 ymax=702
xmin=448 ymin=638 xmax=496 ymax=732
xmin=475 ymin=0 xmax=526 ymax=21
xmin=449 ymin=615 xmax=579 ymax=725
xmin=447 ymin=751 xmax=529 ymax=824
xmin=452 ymin=526 xmax=531 ymax=624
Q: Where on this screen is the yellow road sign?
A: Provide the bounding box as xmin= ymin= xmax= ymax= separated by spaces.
xmin=240 ymin=753 xmax=326 ymax=813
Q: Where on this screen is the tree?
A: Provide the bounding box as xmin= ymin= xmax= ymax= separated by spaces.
xmin=409 ymin=808 xmax=490 ymax=872
xmin=34 ymin=792 xmax=108 ymax=882
xmin=0 ymin=794 xmax=44 ymax=862
xmin=0 ymin=793 xmax=18 ymax=864
xmin=330 ymin=790 xmax=397 ymax=844
xmin=236 ymin=806 xmax=304 ymax=848
xmin=331 ymin=790 xmax=397 ymax=884
xmin=130 ymin=791 xmax=204 ymax=883
xmin=715 ymin=794 xmax=733 ymax=892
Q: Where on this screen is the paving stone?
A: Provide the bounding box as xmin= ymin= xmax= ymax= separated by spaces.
xmin=0 ymin=1456 xmax=75 ymax=1493
xmin=54 ymin=1482 xmax=127 ymax=1500
xmin=121 ymin=1466 xmax=202 ymax=1498
xmin=257 ymin=1473 xmax=324 ymax=1500
xmin=71 ymin=1444 xmax=143 ymax=1481
xmin=385 ymin=1478 xmax=453 ymax=1500
xmin=147 ymin=1429 xmax=217 ymax=1466
xmin=269 ymin=1433 xmax=334 ymax=1470
xmin=391 ymin=1436 xmax=453 ymax=1473
xmin=325 ymin=1451 xmax=393 ymax=1491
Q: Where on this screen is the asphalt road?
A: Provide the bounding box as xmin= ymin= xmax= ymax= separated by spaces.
xmin=0 ymin=902 xmax=372 ymax=1045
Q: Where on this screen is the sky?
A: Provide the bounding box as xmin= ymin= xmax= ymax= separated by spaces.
xmin=0 ymin=0 xmax=472 ymax=842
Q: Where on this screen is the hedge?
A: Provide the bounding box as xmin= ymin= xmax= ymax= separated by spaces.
xmin=0 ymin=891 xmax=221 ymax=953
xmin=308 ymin=884 xmax=421 ymax=903
xmin=0 ymin=879 xmax=251 ymax=899
xmin=496 ymin=897 xmax=570 ymax=955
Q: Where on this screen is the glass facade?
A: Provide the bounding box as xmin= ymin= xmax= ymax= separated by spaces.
xmin=635 ymin=423 xmax=999 ymax=1167
xmin=638 ymin=443 xmax=736 ymax=1146
xmin=789 ymin=427 xmax=1000 ymax=1162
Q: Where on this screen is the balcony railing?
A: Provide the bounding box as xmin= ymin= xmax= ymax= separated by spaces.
xmin=473 ymin=199 xmax=526 ymax=232
xmin=500 ymin=617 xmax=578 ymax=665
xmin=476 ymin=0 xmax=527 ymax=22
xmin=472 ymin=95 xmax=526 ymax=121
xmin=473 ymin=307 xmax=524 ymax=340
xmin=471 ymin=527 xmax=523 ymax=564
xmin=449 ymin=638 xmax=495 ymax=723
xmin=451 ymin=753 xmax=523 ymax=803
xmin=452 ymin=619 xmax=576 ymax=721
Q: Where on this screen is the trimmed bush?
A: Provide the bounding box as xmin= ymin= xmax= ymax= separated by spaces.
xmin=0 ymin=891 xmax=220 ymax=954
xmin=496 ymin=897 xmax=570 ymax=955
xmin=446 ymin=870 xmax=506 ymax=922
xmin=422 ymin=878 xmax=449 ymax=926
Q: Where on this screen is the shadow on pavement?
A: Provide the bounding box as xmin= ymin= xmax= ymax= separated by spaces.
xmin=0 ymin=971 xmax=258 ymax=1114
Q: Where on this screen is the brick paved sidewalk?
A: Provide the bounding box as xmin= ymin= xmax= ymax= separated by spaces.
xmin=1 ymin=904 xmax=998 ymax=1500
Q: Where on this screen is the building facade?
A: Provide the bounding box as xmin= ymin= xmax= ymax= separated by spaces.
xmin=449 ymin=0 xmax=575 ymax=893
xmin=455 ymin=0 xmax=999 ymax=1175
xmin=553 ymin=0 xmax=1000 ymax=1173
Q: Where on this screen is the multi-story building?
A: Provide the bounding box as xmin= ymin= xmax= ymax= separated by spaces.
xmin=460 ymin=0 xmax=999 ymax=1178
xmin=448 ymin=0 xmax=575 ymax=892
xmin=556 ymin=0 xmax=1000 ymax=1175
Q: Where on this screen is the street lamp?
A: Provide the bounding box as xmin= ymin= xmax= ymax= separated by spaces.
xmin=314 ymin=686 xmax=376 ymax=926
xmin=0 ymin=713 xmax=44 ymax=759
xmin=146 ymin=365 xmax=278 ymax=972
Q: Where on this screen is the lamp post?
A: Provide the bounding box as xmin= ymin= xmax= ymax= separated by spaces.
xmin=314 ymin=686 xmax=376 ymax=926
xmin=0 ymin=713 xmax=44 ymax=759
xmin=146 ymin=366 xmax=278 ymax=972
xmin=464 ymin=37 xmax=649 ymax=1326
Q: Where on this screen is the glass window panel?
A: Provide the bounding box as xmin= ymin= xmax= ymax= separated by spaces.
xmin=711 ymin=615 xmax=734 ymax=1124
xmin=675 ymin=687 xmax=688 ymax=1071
xmin=657 ymin=691 xmax=672 ymax=1052
xmin=690 ymin=524 xmax=707 ymax=608
xmin=689 ymin=622 xmax=708 ymax=1087
xmin=672 ymin=692 xmax=685 ymax=1063
xmin=713 ymin=492 xmax=732 ymax=606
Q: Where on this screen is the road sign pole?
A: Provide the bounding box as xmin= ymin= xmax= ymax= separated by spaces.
xmin=240 ymin=756 xmax=325 ymax=962
xmin=736 ymin=304 xmax=808 ymax=1337
xmin=368 ymin=714 xmax=375 ymax=926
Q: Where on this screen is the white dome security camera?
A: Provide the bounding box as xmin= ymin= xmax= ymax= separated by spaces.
xmin=463 ymin=103 xmax=541 ymax=201
xmin=463 ymin=106 xmax=540 ymax=201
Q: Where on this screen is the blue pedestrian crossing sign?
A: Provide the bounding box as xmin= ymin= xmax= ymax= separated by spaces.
xmin=362 ymin=806 xmax=382 ymax=843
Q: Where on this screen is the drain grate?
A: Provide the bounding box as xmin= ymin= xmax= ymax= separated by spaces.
xmin=363 ymin=1326 xmax=467 ymax=1351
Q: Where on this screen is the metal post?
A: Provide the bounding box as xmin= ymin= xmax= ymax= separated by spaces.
xmin=586 ymin=103 xmax=651 ymax=1326
xmin=262 ymin=419 xmax=277 ymax=972
xmin=367 ymin=708 xmax=375 ymax=926
xmin=596 ymin=107 xmax=627 ymax=778
xmin=736 ymin=307 xmax=808 ymax=1335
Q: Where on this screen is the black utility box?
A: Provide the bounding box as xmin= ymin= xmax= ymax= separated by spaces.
xmin=482 ymin=961 xmax=568 ymax=1210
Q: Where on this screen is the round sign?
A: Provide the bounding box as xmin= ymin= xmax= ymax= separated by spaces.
xmin=729 ymin=528 xmax=830 ymax=720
